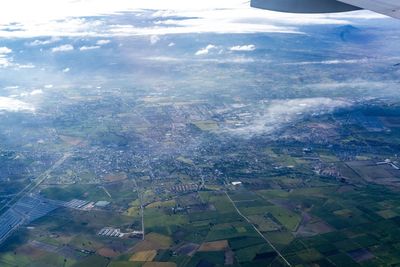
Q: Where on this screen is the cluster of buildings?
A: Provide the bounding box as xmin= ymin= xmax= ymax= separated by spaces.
xmin=0 ymin=194 xmax=113 ymax=245
xmin=97 ymin=227 xmax=143 ymax=239
xmin=0 ymin=195 xmax=59 ymax=245
xmin=171 ymin=183 xmax=200 ymax=193
xmin=62 ymin=199 xmax=110 ymax=211
xmin=97 ymin=227 xmax=124 ymax=238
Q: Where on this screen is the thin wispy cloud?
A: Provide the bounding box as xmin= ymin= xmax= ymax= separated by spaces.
xmin=52 ymin=44 xmax=74 ymax=53
xmin=282 ymin=59 xmax=370 ymax=65
xmin=30 ymin=89 xmax=43 ymax=95
xmin=19 ymin=89 xmax=43 ymax=97
xmin=0 ymin=56 xmax=11 ymax=68
xmin=230 ymin=45 xmax=256 ymax=52
xmin=80 ymin=45 xmax=100 ymax=51
xmin=0 ymin=47 xmax=12 ymax=68
xmin=150 ymin=35 xmax=160 ymax=45
xmin=226 ymin=98 xmax=351 ymax=136
xmin=96 ymin=39 xmax=111 ymax=45
xmin=195 ymin=44 xmax=217 ymax=56
xmin=27 ymin=36 xmax=60 ymax=46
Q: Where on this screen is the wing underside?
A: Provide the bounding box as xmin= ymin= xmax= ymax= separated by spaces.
xmin=338 ymin=0 xmax=400 ymax=19
xmin=250 ymin=0 xmax=361 ymax=14
xmin=251 ymin=0 xmax=400 ymax=19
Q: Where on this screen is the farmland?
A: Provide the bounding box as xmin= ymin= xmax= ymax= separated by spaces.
xmin=0 ymin=16 xmax=400 ymax=267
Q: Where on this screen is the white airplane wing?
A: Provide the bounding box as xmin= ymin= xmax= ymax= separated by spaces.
xmin=338 ymin=0 xmax=400 ymax=19
xmin=251 ymin=0 xmax=400 ymax=19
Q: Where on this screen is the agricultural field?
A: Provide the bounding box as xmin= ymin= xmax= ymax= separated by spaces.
xmin=1 ymin=25 xmax=400 ymax=267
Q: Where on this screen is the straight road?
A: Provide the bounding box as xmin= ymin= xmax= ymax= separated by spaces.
xmin=225 ymin=191 xmax=292 ymax=267
xmin=0 ymin=152 xmax=72 ymax=214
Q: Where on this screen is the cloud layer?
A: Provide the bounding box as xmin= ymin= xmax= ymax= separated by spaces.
xmin=0 ymin=97 xmax=35 ymax=112
xmin=0 ymin=0 xmax=389 ymax=38
xmin=227 ymin=98 xmax=350 ymax=135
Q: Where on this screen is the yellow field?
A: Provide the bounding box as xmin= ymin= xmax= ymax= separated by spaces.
xmin=132 ymin=233 xmax=172 ymax=252
xmin=98 ymin=248 xmax=119 ymax=258
xmin=198 ymin=240 xmax=229 ymax=251
xmin=126 ymin=206 xmax=140 ymax=217
xmin=132 ymin=240 xmax=158 ymax=252
xmin=126 ymin=199 xmax=141 ymax=216
xmin=146 ymin=233 xmax=172 ymax=248
xmin=129 ymin=250 xmax=157 ymax=262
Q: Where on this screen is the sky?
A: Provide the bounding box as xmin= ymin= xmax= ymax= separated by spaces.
xmin=0 ymin=0 xmax=397 ymax=119
xmin=0 ymin=0 xmax=389 ymax=38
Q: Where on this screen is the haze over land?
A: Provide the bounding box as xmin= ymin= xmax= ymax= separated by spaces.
xmin=0 ymin=1 xmax=400 ymax=267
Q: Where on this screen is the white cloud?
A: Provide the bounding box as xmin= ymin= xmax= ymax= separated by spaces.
xmin=0 ymin=48 xmax=13 ymax=68
xmin=96 ymin=39 xmax=111 ymax=45
xmin=150 ymin=35 xmax=160 ymax=45
xmin=19 ymin=89 xmax=43 ymax=97
xmin=142 ymin=55 xmax=262 ymax=64
xmin=62 ymin=67 xmax=70 ymax=72
xmin=109 ymin=20 xmax=300 ymax=37
xmin=168 ymin=42 xmax=175 ymax=47
xmin=0 ymin=56 xmax=11 ymax=68
xmin=227 ymin=98 xmax=350 ymax=135
xmin=0 ymin=47 xmax=12 ymax=54
xmin=30 ymin=89 xmax=43 ymax=95
xmin=44 ymin=84 xmax=53 ymax=89
xmin=80 ymin=45 xmax=100 ymax=51
xmin=143 ymin=56 xmax=181 ymax=62
xmin=0 ymin=97 xmax=34 ymax=112
xmin=195 ymin=44 xmax=216 ymax=56
xmin=16 ymin=63 xmax=35 ymax=69
xmin=52 ymin=44 xmax=74 ymax=53
xmin=195 ymin=49 xmax=208 ymax=56
xmin=27 ymin=36 xmax=60 ymax=46
xmin=230 ymin=45 xmax=256 ymax=52
xmin=0 ymin=48 xmax=35 ymax=69
xmin=0 ymin=0 xmax=387 ymax=38
xmin=283 ymin=59 xmax=370 ymax=65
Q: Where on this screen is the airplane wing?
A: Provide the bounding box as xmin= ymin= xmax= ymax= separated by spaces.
xmin=339 ymin=0 xmax=400 ymax=19
xmin=251 ymin=0 xmax=400 ymax=19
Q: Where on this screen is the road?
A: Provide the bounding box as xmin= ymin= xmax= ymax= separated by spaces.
xmin=225 ymin=191 xmax=292 ymax=267
xmin=100 ymin=186 xmax=112 ymax=198
xmin=133 ymin=178 xmax=145 ymax=240
xmin=0 ymin=152 xmax=72 ymax=214
xmin=140 ymin=193 xmax=145 ymax=240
